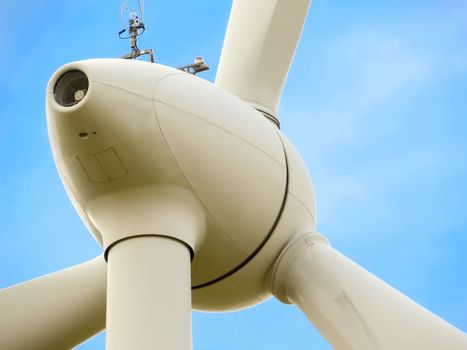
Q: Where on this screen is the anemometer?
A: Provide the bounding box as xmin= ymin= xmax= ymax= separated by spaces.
xmin=119 ymin=0 xmax=209 ymax=75
xmin=119 ymin=0 xmax=154 ymax=62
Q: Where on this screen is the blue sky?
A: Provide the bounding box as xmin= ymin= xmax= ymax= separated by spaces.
xmin=1 ymin=0 xmax=466 ymax=349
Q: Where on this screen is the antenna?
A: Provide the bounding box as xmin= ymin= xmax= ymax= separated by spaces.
xmin=119 ymin=0 xmax=155 ymax=62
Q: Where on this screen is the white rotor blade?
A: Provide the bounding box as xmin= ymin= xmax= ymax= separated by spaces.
xmin=271 ymin=233 xmax=467 ymax=350
xmin=0 ymin=256 xmax=106 ymax=349
xmin=215 ymin=0 xmax=310 ymax=119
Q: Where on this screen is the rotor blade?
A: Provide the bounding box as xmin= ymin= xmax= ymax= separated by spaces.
xmin=271 ymin=233 xmax=467 ymax=350
xmin=215 ymin=0 xmax=310 ymax=120
xmin=0 ymin=256 xmax=107 ymax=349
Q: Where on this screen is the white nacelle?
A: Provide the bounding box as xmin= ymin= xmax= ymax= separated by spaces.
xmin=46 ymin=59 xmax=316 ymax=310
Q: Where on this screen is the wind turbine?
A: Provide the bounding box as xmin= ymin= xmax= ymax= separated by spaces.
xmin=1 ymin=0 xmax=466 ymax=349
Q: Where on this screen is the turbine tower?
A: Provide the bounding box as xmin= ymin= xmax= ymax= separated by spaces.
xmin=1 ymin=1 xmax=466 ymax=349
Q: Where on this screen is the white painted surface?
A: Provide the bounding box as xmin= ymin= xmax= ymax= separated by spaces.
xmin=272 ymin=233 xmax=467 ymax=349
xmin=106 ymin=236 xmax=192 ymax=350
xmin=216 ymin=0 xmax=310 ymax=117
xmin=0 ymin=257 xmax=106 ymax=349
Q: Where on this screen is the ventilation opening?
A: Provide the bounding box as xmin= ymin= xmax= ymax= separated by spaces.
xmin=54 ymin=70 xmax=89 ymax=107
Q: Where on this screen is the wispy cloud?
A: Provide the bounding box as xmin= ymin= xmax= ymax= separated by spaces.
xmin=281 ymin=3 xmax=467 ymax=247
